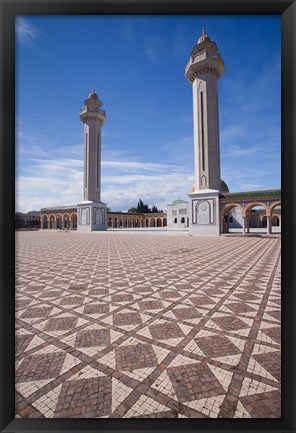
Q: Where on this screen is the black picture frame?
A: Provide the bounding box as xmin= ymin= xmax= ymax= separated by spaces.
xmin=0 ymin=1 xmax=295 ymax=432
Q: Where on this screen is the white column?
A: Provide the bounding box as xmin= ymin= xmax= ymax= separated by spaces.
xmin=220 ymin=216 xmax=224 ymax=233
xmin=266 ymin=216 xmax=271 ymax=234
xmin=246 ymin=218 xmax=250 ymax=233
xmin=243 ymin=217 xmax=247 ymax=234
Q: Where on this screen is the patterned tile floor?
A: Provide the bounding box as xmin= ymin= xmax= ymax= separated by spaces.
xmin=15 ymin=231 xmax=281 ymax=418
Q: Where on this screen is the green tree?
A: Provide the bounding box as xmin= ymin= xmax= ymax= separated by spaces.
xmin=127 ymin=207 xmax=137 ymax=213
xmin=136 ymin=199 xmax=150 ymax=213
xmin=128 ymin=199 xmax=161 ymax=214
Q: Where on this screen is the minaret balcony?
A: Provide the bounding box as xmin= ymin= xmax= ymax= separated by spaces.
xmin=79 ymin=107 xmax=106 ymax=123
xmin=185 ymin=56 xmax=224 ymax=82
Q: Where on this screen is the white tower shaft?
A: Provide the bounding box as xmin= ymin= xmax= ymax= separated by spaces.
xmin=83 ymin=121 xmax=102 ymax=201
xmin=192 ymin=73 xmax=221 ymax=190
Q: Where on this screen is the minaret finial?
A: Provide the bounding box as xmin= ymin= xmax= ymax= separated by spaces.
xmin=202 ymin=25 xmax=206 ymax=35
xmin=91 ymin=84 xmax=95 ymax=93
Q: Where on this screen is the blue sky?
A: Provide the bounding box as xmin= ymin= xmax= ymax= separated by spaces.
xmin=16 ymin=15 xmax=281 ymax=212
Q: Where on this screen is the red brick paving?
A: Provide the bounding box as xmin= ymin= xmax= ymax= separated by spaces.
xmin=15 ymin=231 xmax=281 ymax=418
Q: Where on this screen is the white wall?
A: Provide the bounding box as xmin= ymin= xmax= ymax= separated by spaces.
xmin=167 ymin=202 xmax=189 ymax=230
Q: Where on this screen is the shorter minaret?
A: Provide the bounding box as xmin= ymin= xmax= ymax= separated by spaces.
xmin=77 ymin=87 xmax=108 ymax=231
xmin=185 ymin=27 xmax=225 ymax=235
xmin=80 ymin=86 xmax=105 ymax=201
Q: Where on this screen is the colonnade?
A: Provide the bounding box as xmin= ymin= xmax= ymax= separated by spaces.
xmin=41 ymin=213 xmax=77 ymax=230
xmin=220 ymin=201 xmax=281 ymax=234
xmin=40 ymin=211 xmax=167 ymax=230
xmin=108 ymin=216 xmax=167 ymax=229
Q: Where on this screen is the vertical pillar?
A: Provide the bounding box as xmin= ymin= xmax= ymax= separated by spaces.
xmin=41 ymin=219 xmax=44 ymax=230
xmin=246 ymin=218 xmax=250 ymax=233
xmin=226 ymin=216 xmax=230 ymax=233
xmin=243 ymin=217 xmax=247 ymax=234
xmin=266 ymin=215 xmax=271 ymax=234
xmin=220 ymin=216 xmax=223 ymax=233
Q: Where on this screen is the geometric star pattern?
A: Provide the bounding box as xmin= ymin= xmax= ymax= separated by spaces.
xmin=15 ymin=231 xmax=281 ymax=418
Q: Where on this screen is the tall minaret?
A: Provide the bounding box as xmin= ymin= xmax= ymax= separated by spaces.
xmin=185 ymin=26 xmax=224 ymax=192
xmin=79 ymin=86 xmax=106 ymax=201
xmin=77 ymin=87 xmax=108 ymax=231
xmin=185 ymin=27 xmax=225 ymax=235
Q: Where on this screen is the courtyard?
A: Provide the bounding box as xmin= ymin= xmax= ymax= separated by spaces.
xmin=15 ymin=231 xmax=281 ymax=418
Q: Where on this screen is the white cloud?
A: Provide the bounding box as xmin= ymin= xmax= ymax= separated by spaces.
xmin=236 ymin=183 xmax=265 ymax=191
xmin=102 ymin=160 xmax=183 ymax=172
xmin=16 ymin=172 xmax=83 ymax=212
xmin=102 ymin=171 xmax=193 ymax=212
xmin=221 ymin=51 xmax=280 ymax=116
xmin=101 ymin=146 xmax=139 ymax=162
xmin=144 ymin=36 xmax=163 ymax=63
xmin=15 ymin=154 xmax=193 ymax=213
xmin=221 ymin=160 xmax=281 ymax=193
xmin=161 ymin=135 xmax=194 ymax=166
xmin=119 ymin=18 xmax=136 ymax=44
xmin=16 ymin=17 xmax=39 ymax=44
xmin=220 ymin=125 xmax=244 ymax=143
xmin=223 ymin=144 xmax=258 ymax=158
xmin=174 ymin=25 xmax=189 ymax=59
